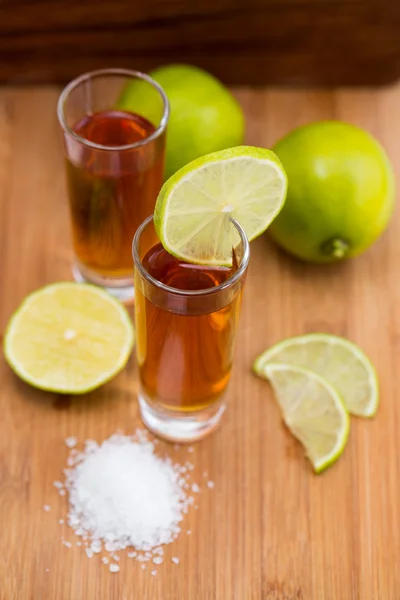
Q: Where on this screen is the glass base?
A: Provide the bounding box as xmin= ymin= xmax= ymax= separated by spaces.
xmin=72 ymin=261 xmax=134 ymax=304
xmin=138 ymin=390 xmax=226 ymax=443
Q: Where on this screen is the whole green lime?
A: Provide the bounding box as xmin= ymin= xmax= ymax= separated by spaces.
xmin=118 ymin=64 xmax=244 ymax=180
xmin=268 ymin=121 xmax=395 ymax=263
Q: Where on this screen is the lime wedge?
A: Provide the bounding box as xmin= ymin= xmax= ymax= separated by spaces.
xmin=154 ymin=146 xmax=287 ymax=265
xmin=4 ymin=283 xmax=134 ymax=394
xmin=253 ymin=333 xmax=378 ymax=417
xmin=262 ymin=363 xmax=350 ymax=473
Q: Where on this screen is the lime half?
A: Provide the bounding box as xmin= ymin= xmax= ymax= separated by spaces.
xmin=262 ymin=363 xmax=350 ymax=473
xmin=253 ymin=333 xmax=378 ymax=417
xmin=154 ymin=146 xmax=287 ymax=265
xmin=4 ymin=283 xmax=134 ymax=394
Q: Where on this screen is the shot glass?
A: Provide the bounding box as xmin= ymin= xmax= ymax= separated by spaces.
xmin=132 ymin=216 xmax=250 ymax=442
xmin=57 ymin=68 xmax=169 ymax=302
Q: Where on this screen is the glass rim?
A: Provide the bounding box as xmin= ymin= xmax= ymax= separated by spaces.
xmin=57 ymin=68 xmax=170 ymax=152
xmin=132 ymin=215 xmax=250 ymax=298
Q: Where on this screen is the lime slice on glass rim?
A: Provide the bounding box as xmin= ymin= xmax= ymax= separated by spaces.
xmin=4 ymin=282 xmax=134 ymax=394
xmin=154 ymin=146 xmax=288 ymax=265
xmin=253 ymin=333 xmax=378 ymax=417
xmin=262 ymin=363 xmax=350 ymax=473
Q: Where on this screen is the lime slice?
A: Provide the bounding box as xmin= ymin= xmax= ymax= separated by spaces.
xmin=262 ymin=363 xmax=350 ymax=473
xmin=253 ymin=333 xmax=378 ymax=417
xmin=154 ymin=146 xmax=287 ymax=265
xmin=4 ymin=283 xmax=134 ymax=394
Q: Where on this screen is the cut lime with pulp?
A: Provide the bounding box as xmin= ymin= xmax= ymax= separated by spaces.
xmin=253 ymin=333 xmax=378 ymax=417
xmin=154 ymin=146 xmax=287 ymax=265
xmin=262 ymin=363 xmax=350 ymax=473
xmin=4 ymin=283 xmax=134 ymax=394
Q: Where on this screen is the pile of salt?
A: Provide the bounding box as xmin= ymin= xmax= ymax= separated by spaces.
xmin=49 ymin=431 xmax=215 ymax=574
xmin=64 ymin=433 xmax=190 ymax=551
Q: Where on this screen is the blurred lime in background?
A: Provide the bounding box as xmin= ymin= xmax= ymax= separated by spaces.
xmin=269 ymin=121 xmax=395 ymax=263
xmin=118 ymin=64 xmax=245 ymax=179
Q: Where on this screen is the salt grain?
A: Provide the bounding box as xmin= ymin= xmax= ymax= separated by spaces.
xmin=141 ymin=564 xmax=146 ymax=570
xmin=111 ymin=554 xmax=120 ymax=561
xmin=141 ymin=543 xmax=151 ymax=551
xmin=43 ymin=505 xmax=51 ymax=512
xmin=187 ymin=530 xmax=191 ymax=535
xmin=84 ymin=439 xmax=98 ymax=453
xmin=65 ymin=436 xmax=77 ymax=448
xmin=58 ymin=519 xmax=64 ymax=525
xmin=105 ymin=541 xmax=118 ymax=552
xmin=53 ymin=481 xmax=64 ymax=489
xmin=102 ymin=557 xmax=109 ymax=565
xmin=153 ymin=556 xmax=163 ymax=565
xmin=62 ymin=540 xmax=72 ymax=548
xmin=207 ymin=481 xmax=215 ymax=489
xmin=91 ymin=540 xmax=102 ymax=553
xmin=109 ymin=564 xmax=120 ymax=573
xmin=85 ymin=548 xmax=94 ymax=558
xmin=191 ymin=484 xmax=200 ymax=493
xmin=171 ymin=557 xmax=180 ymax=565
xmin=187 ymin=446 xmax=194 ymax=453
xmin=127 ymin=551 xmax=137 ymax=558
xmin=151 ymin=570 xmax=157 ymax=576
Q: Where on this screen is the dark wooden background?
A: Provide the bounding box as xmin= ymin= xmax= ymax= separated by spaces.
xmin=1 ymin=0 xmax=399 ymax=86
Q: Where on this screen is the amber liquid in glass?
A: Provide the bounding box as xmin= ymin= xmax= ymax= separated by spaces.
xmin=135 ymin=243 xmax=242 ymax=412
xmin=66 ymin=110 xmax=164 ymax=277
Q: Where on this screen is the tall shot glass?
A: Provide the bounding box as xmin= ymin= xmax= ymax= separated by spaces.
xmin=57 ymin=68 xmax=169 ymax=302
xmin=132 ymin=216 xmax=250 ymax=442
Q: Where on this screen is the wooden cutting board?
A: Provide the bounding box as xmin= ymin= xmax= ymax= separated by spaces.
xmin=1 ymin=85 xmax=399 ymax=600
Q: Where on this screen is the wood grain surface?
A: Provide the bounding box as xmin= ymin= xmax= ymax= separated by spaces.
xmin=1 ymin=84 xmax=400 ymax=599
xmin=1 ymin=0 xmax=400 ymax=86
